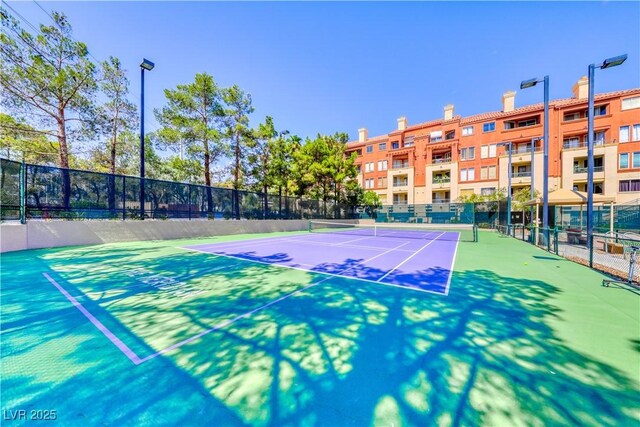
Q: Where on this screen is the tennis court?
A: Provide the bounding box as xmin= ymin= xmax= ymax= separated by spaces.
xmin=1 ymin=225 xmax=639 ymax=426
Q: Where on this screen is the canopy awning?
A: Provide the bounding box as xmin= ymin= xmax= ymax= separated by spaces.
xmin=523 ymin=188 xmax=616 ymax=207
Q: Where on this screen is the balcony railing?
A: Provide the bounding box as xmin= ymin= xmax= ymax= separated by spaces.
xmin=432 ymin=178 xmax=451 ymax=184
xmin=432 ymin=158 xmax=452 ymax=164
xmin=393 ymin=181 xmax=408 ymax=187
xmin=392 ymin=163 xmax=410 ymax=169
xmin=562 ymin=140 xmax=606 ymax=149
xmin=511 ymin=171 xmax=532 ymax=178
xmin=573 ymin=166 xmax=604 ymax=173
xmin=433 ymin=199 xmax=450 ymax=204
xmin=393 ymin=200 xmax=409 ymax=205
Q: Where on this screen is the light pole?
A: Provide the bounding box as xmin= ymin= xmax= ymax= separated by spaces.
xmin=498 ymin=141 xmax=513 ymax=235
xmin=530 ymin=137 xmax=542 ymax=239
xmin=521 ymin=76 xmax=549 ymax=242
xmin=587 ymin=54 xmax=627 ymax=257
xmin=139 ymin=58 xmax=154 ymax=220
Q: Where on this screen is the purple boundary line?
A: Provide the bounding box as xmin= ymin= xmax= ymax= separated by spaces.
xmin=43 ymin=272 xmax=144 ymax=365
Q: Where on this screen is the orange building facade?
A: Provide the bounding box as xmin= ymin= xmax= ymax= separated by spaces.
xmin=346 ymin=78 xmax=640 ymax=206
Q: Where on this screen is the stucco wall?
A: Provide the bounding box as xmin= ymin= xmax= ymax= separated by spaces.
xmin=0 ymin=219 xmax=322 ymax=253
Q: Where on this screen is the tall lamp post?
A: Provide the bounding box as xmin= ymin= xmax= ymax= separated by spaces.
xmin=586 ymin=54 xmax=627 ymax=258
xmin=498 ymin=141 xmax=513 ymax=235
xmin=520 ymin=76 xmax=549 ymax=242
xmin=139 ymin=59 xmax=155 ymax=220
xmin=530 ymin=136 xmax=543 ymax=238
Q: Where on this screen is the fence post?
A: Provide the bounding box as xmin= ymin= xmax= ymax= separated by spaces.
xmin=188 ymin=184 xmax=192 ymax=221
xmin=554 ymin=227 xmax=558 ymax=254
xmin=589 ymin=233 xmax=594 ymax=268
xmin=121 ymin=175 xmax=126 ymax=221
xmin=20 ymin=159 xmax=26 ymax=224
xmin=547 ymin=227 xmax=551 ymax=252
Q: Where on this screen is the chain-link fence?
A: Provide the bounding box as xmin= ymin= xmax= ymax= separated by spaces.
xmin=0 ymin=159 xmax=357 ymax=221
xmin=505 ymin=224 xmax=639 ymax=284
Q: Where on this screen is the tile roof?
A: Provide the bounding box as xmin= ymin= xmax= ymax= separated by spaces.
xmin=347 ymin=88 xmax=640 ymax=142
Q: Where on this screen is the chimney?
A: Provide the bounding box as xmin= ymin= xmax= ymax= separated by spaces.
xmin=502 ymin=91 xmax=516 ymax=113
xmin=572 ymin=76 xmax=589 ymax=100
xmin=397 ymin=116 xmax=407 ymax=131
xmin=358 ymin=128 xmax=368 ymax=143
xmin=444 ymin=104 xmax=454 ymax=121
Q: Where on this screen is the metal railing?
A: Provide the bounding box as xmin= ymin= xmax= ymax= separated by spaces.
xmin=573 ymin=166 xmax=604 ymax=173
xmin=562 ymin=140 xmax=606 ymax=149
xmin=511 ymin=171 xmax=532 ymax=178
xmin=432 ymin=158 xmax=452 ymax=164
xmin=432 ymin=178 xmax=451 ymax=184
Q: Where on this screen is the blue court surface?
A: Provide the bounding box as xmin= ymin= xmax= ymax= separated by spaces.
xmin=184 ymin=226 xmax=460 ymax=294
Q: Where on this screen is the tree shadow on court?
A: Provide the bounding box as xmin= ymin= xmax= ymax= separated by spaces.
xmin=4 ymin=242 xmax=639 ymax=426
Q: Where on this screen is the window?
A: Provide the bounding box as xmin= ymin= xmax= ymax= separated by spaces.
xmin=489 ymin=144 xmax=497 ymax=158
xmin=377 ymin=160 xmax=388 ymax=171
xmin=445 ymin=130 xmax=455 ymax=140
xmin=483 ymin=122 xmax=496 ymax=132
xmin=622 ymin=96 xmax=640 ymax=110
xmin=366 ymin=145 xmax=373 ymax=153
xmin=356 ymin=164 xmax=361 ymax=173
xmin=595 ymin=131 xmax=605 ymax=145
xmin=620 ymin=153 xmax=629 ymax=169
xmin=481 ymin=145 xmax=488 ymax=159
xmin=633 ymin=125 xmax=640 ymax=141
xmin=392 ymin=141 xmax=399 ymax=149
xmin=564 ymin=137 xmax=580 ymax=149
xmin=365 ymin=178 xmax=375 ymax=189
xmin=365 ymin=162 xmax=375 ymax=173
xmin=430 ymin=131 xmax=443 ymax=142
xmin=619 ymin=179 xmax=640 ymax=192
xmin=404 ymin=137 xmax=415 ymax=147
xmin=480 ymin=166 xmax=496 ymax=179
xmin=460 ymin=147 xmax=475 ymax=160
xmin=620 ymin=126 xmax=630 ymax=143
xmin=633 ymin=152 xmax=640 ymax=169
xmin=462 ymin=126 xmax=474 ymax=136
xmin=378 ymin=177 xmax=388 ymax=188
xmin=593 ymin=105 xmax=607 ymax=116
xmin=504 ymin=121 xmax=515 ymax=130
xmin=468 ymin=168 xmax=475 ymax=181
xmin=461 ymin=169 xmax=468 ymax=181
xmin=481 ymin=187 xmax=496 ymax=196
xmin=379 ymin=143 xmax=387 ymax=150
xmin=564 ymin=111 xmax=581 ymax=121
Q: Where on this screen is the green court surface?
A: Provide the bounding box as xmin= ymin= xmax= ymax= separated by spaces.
xmin=1 ymin=231 xmax=639 ymax=426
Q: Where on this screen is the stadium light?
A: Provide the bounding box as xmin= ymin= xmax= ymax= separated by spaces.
xmin=139 ymin=58 xmax=154 ymax=220
xmin=586 ymin=54 xmax=626 ymax=264
xmin=520 ymin=75 xmax=549 ymax=244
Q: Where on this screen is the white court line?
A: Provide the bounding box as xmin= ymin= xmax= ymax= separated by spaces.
xmin=179 ymin=242 xmax=445 ymax=295
xmin=141 ymin=239 xmax=413 ymax=363
xmin=376 ymin=232 xmax=446 ymax=282
xmin=43 ymin=273 xmax=143 ymax=365
xmin=443 ymin=239 xmax=460 ymax=296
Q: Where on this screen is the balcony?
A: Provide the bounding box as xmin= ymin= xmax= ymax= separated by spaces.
xmin=393 ymin=180 xmax=409 ymax=187
xmin=511 ymin=171 xmax=532 ymax=178
xmin=433 ymin=199 xmax=450 ymax=204
xmin=573 ymin=166 xmax=604 ymax=174
xmin=562 ymin=140 xmax=606 ymax=150
xmin=391 ymin=161 xmax=410 ymax=169
xmin=432 ymin=177 xmax=451 ymax=189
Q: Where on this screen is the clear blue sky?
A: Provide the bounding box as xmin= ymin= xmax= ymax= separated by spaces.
xmin=8 ymin=1 xmax=640 ymax=142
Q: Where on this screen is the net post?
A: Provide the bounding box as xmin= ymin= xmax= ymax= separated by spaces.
xmin=19 ymin=159 xmax=26 ymax=224
xmin=474 ymin=224 xmax=478 ymax=242
xmin=308 ymin=220 xmax=311 ymax=232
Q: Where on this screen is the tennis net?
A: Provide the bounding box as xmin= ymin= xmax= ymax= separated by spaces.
xmin=308 ymin=221 xmax=478 ymax=242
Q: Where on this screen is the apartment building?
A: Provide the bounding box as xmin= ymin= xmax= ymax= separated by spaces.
xmin=346 ymin=78 xmax=640 ymax=206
